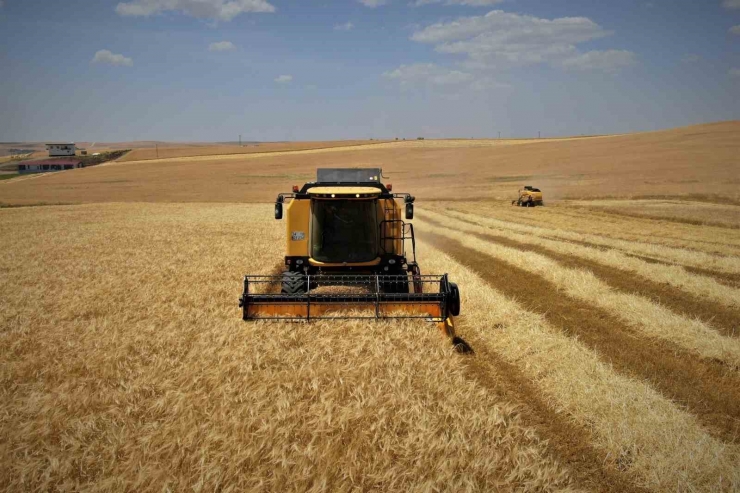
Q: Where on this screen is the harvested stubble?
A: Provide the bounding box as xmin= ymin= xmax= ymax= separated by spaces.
xmin=569 ymin=199 xmax=740 ymax=230
xmin=418 ymin=229 xmax=740 ymax=442
xmin=428 ymin=207 xmax=740 ymax=310
xmin=0 ymin=203 xmax=576 ymax=492
xmin=447 ymin=201 xmax=740 ymax=260
xmin=419 ymin=240 xmax=740 ymax=492
xmin=432 ymin=203 xmax=740 ymax=276
xmin=416 ymin=210 xmax=740 ymax=368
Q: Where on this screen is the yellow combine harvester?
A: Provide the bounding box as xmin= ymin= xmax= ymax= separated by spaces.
xmin=512 ymin=185 xmax=543 ymax=207
xmin=239 ymin=168 xmax=471 ymax=352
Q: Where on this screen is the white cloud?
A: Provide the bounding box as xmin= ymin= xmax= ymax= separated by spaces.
xmin=730 ymin=68 xmax=740 ymax=78
xmin=411 ymin=11 xmax=608 ymax=45
xmin=414 ymin=0 xmax=503 ymax=6
xmin=358 ymin=0 xmax=388 ymax=7
xmin=91 ymin=49 xmax=133 ymax=67
xmin=274 ymin=75 xmax=293 ymax=83
xmin=469 ymin=76 xmax=510 ymax=90
xmin=384 ymin=63 xmax=474 ymax=86
xmin=561 ymin=50 xmax=636 ymax=72
xmin=209 ymin=41 xmax=235 ymax=51
xmin=722 ymin=0 xmax=740 ymax=9
xmin=383 ymin=62 xmax=509 ymax=93
xmin=115 ymin=0 xmax=275 ymax=21
xmin=681 ymin=54 xmax=700 ymax=63
xmin=409 ymin=10 xmax=635 ymax=72
xmin=730 ymin=25 xmax=740 ymax=35
xmin=334 ymin=21 xmax=354 ymax=31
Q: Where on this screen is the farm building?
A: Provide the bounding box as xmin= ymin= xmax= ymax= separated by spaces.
xmin=45 ymin=142 xmax=76 ymax=156
xmin=18 ymin=158 xmax=83 ymax=174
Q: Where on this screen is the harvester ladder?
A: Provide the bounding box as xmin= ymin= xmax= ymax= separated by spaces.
xmin=379 ymin=198 xmax=416 ymax=263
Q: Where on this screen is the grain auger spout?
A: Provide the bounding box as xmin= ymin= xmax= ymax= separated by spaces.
xmin=239 ymin=168 xmax=472 ymax=353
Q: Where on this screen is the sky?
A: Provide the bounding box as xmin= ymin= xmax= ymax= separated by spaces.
xmin=1 ymin=0 xmax=739 ymax=142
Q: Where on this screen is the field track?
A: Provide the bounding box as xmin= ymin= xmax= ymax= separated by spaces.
xmin=112 ymin=136 xmax=597 ymax=166
xmin=2 ymin=202 xmax=740 ymax=492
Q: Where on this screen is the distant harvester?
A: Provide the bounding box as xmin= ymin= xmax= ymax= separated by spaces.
xmin=512 ymin=185 xmax=544 ymax=207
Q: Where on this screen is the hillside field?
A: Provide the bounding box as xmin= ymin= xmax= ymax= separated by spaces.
xmin=1 ymin=122 xmax=738 ymax=206
xmin=1 ymin=122 xmax=740 ymax=492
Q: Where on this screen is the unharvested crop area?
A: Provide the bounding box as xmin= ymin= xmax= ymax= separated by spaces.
xmin=2 ymin=122 xmax=740 ymax=491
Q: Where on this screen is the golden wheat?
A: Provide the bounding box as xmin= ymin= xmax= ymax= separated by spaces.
xmin=0 ymin=203 xmax=577 ymax=492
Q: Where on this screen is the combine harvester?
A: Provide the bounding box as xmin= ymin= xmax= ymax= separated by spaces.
xmin=512 ymin=185 xmax=544 ymax=207
xmin=239 ymin=168 xmax=471 ymax=352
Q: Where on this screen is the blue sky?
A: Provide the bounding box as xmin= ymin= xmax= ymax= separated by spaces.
xmin=1 ymin=0 xmax=739 ymax=141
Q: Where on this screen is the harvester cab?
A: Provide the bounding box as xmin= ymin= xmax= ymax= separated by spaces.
xmin=513 ymin=185 xmax=543 ymax=207
xmin=239 ymin=167 xmax=470 ymax=352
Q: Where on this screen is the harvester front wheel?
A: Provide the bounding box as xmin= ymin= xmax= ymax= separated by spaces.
xmin=281 ymin=271 xmax=307 ymax=295
xmin=448 ymin=282 xmax=460 ymax=316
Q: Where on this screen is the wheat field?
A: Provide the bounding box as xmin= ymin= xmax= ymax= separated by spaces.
xmin=2 ymin=201 xmax=739 ymax=492
xmin=2 ymin=123 xmax=740 ymax=492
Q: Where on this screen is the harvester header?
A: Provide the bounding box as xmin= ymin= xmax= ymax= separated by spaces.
xmin=239 ymin=168 xmax=470 ymax=352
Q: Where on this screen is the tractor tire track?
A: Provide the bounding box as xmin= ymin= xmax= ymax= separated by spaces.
xmin=485 ymin=206 xmax=740 ymax=255
xmin=458 ymin=340 xmax=649 ymax=493
xmin=434 ymin=213 xmax=740 ymax=338
xmin=419 ymin=230 xmax=740 ymax=443
xmin=539 ymin=233 xmax=740 ymax=290
xmin=684 ymin=267 xmax=740 ymax=289
xmin=442 ymin=206 xmax=740 ymax=278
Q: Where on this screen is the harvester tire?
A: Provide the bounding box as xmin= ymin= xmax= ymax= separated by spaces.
xmin=281 ymin=271 xmax=307 ymax=295
xmin=448 ymin=282 xmax=461 ymax=316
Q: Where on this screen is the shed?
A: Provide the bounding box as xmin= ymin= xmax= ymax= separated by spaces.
xmin=45 ymin=142 xmax=76 ymax=157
